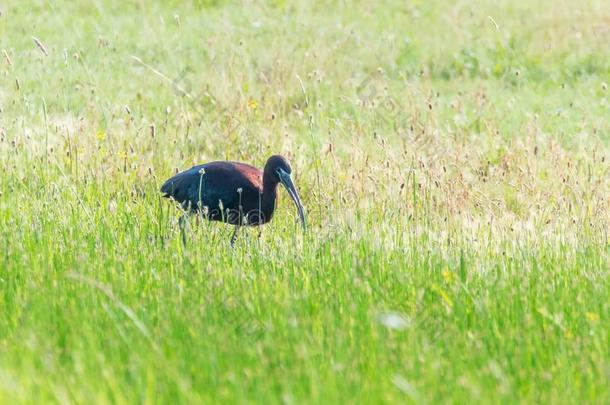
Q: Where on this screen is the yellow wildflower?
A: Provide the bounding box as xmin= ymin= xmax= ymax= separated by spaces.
xmin=442 ymin=269 xmax=455 ymax=284
xmin=585 ymin=312 xmax=599 ymax=322
xmin=96 ymin=130 xmax=107 ymax=141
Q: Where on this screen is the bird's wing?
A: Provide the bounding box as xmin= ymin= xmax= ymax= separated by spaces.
xmin=160 ymin=162 xmax=260 ymax=212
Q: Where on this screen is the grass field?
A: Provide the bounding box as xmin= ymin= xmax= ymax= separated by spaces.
xmin=1 ymin=0 xmax=609 ymax=403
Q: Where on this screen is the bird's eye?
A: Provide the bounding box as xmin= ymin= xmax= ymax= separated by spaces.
xmin=275 ymin=168 xmax=282 ymax=177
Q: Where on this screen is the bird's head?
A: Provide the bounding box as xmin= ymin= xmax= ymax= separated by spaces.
xmin=264 ymin=155 xmax=306 ymax=231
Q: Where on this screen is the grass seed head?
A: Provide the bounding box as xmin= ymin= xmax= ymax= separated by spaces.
xmin=32 ymin=36 xmax=49 ymax=56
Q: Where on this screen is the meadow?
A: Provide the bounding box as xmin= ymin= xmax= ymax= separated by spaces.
xmin=0 ymin=0 xmax=609 ymax=403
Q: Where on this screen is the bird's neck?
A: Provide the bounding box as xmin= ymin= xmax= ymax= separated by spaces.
xmin=261 ymin=172 xmax=279 ymax=221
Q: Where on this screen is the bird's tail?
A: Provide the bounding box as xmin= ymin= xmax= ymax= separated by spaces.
xmin=160 ymin=176 xmax=178 ymax=198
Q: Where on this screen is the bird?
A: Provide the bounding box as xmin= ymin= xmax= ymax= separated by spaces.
xmin=160 ymin=155 xmax=306 ymax=245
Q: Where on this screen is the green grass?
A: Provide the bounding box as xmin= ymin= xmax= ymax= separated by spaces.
xmin=1 ymin=0 xmax=609 ymax=403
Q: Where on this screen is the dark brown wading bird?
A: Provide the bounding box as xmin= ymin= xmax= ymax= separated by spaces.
xmin=161 ymin=155 xmax=306 ymax=245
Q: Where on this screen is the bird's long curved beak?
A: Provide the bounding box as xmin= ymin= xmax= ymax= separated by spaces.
xmin=278 ymin=169 xmax=307 ymax=231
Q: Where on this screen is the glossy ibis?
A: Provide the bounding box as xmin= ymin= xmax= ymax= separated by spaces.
xmin=161 ymin=155 xmax=306 ymax=245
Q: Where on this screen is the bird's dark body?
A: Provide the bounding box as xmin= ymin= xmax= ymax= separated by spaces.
xmin=161 ymin=161 xmax=278 ymax=226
